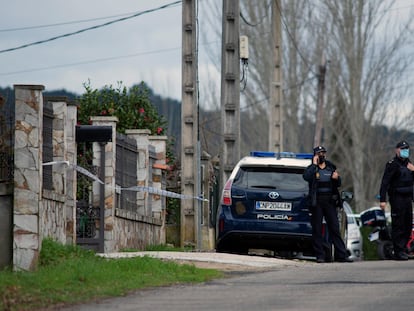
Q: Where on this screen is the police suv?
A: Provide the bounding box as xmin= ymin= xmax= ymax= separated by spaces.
xmin=215 ymin=151 xmax=345 ymax=258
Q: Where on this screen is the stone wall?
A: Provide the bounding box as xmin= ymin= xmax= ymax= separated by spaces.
xmin=13 ymin=88 xmax=73 ymax=271
xmin=92 ymin=117 xmax=167 ymax=252
xmin=40 ymin=97 xmax=75 ymax=246
xmin=8 ymin=85 xmax=169 ymax=270
xmin=40 ymin=190 xmax=66 ymax=244
xmin=114 ymin=210 xmax=162 ymax=250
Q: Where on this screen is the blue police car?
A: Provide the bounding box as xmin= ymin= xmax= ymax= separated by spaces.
xmin=215 ymin=151 xmax=348 ymax=259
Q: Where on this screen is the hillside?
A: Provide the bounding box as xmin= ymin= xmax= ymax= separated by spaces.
xmin=2 ymin=85 xmax=410 ymax=164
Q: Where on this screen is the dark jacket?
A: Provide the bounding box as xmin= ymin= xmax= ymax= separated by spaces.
xmin=303 ymin=160 xmax=342 ymax=207
xmin=379 ymin=156 xmax=414 ymax=202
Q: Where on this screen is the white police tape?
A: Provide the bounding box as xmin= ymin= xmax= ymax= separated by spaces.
xmin=122 ymin=186 xmax=207 ymax=202
xmin=43 ymin=161 xmax=104 ymax=184
xmin=74 ymin=165 xmax=104 ymax=184
xmin=42 ymin=161 xmax=207 ymax=202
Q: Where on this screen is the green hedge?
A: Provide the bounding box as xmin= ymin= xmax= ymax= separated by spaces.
xmin=361 ymin=226 xmax=379 ymax=260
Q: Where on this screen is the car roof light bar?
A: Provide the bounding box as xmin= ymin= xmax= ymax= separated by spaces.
xmin=250 ymin=151 xmax=313 ymax=159
xmin=250 ymin=151 xmax=276 ymax=157
xmin=295 ymin=153 xmax=313 ymax=159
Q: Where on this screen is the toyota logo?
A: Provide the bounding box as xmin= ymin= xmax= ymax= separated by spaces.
xmin=268 ymin=192 xmax=280 ymax=199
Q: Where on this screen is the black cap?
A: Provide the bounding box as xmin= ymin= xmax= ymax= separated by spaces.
xmin=396 ymin=141 xmax=409 ymax=149
xmin=313 ymin=146 xmax=327 ymax=154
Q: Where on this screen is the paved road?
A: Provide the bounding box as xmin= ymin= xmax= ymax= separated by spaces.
xmin=62 ymin=253 xmax=414 ymax=311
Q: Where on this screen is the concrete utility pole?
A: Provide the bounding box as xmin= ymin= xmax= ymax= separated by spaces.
xmin=313 ymin=54 xmax=326 ymax=147
xmin=181 ymin=0 xmax=198 ymax=248
xmin=220 ymin=0 xmax=240 ymax=189
xmin=269 ymin=0 xmax=283 ymax=152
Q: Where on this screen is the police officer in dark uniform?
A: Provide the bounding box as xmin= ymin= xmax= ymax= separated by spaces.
xmin=379 ymin=140 xmax=414 ymax=260
xmin=303 ymin=146 xmax=353 ymax=263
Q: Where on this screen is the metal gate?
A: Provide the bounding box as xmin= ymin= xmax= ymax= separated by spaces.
xmin=0 ymin=94 xmax=13 ymax=269
xmin=75 ymin=125 xmax=112 ymax=252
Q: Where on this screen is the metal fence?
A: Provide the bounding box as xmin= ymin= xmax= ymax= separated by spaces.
xmin=42 ymin=101 xmax=53 ymax=190
xmin=115 ymin=133 xmax=138 ymax=211
xmin=0 ymin=95 xmax=13 ymax=182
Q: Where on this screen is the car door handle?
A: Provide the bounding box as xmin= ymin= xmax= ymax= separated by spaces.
xmin=232 ymin=195 xmax=246 ymax=199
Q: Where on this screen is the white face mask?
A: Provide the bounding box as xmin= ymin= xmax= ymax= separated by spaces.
xmin=400 ymin=149 xmax=409 ymax=158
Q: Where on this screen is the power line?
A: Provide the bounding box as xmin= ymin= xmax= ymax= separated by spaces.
xmin=240 ymin=1 xmax=272 ymax=27
xmin=0 ymin=47 xmax=181 ymax=76
xmin=0 ymin=0 xmax=182 ymax=54
xmin=0 ymin=12 xmax=139 ymax=32
xmin=0 ymin=39 xmax=218 ymax=76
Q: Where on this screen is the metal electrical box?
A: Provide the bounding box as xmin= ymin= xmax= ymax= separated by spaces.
xmin=240 ymin=35 xmax=249 ymax=60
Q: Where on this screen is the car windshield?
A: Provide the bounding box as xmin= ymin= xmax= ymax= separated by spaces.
xmin=233 ymin=166 xmax=308 ymax=191
xmin=343 ymin=205 xmax=356 ymax=224
xmin=347 ymin=215 xmax=355 ymax=224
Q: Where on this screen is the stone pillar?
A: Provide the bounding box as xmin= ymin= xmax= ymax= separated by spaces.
xmin=13 ymin=84 xmax=44 ymax=271
xmin=47 ymin=97 xmax=67 ymax=195
xmin=90 ymin=116 xmax=118 ymax=252
xmin=65 ymin=101 xmax=77 ymax=245
xmin=44 ymin=97 xmax=77 ymax=245
xmin=148 ymin=135 xmax=167 ymax=215
xmin=149 ymin=135 xmax=167 ymax=244
xmin=40 ymin=97 xmax=67 ymax=244
xmin=125 ymin=129 xmax=150 ymax=216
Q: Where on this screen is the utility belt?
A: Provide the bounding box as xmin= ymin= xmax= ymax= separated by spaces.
xmin=391 ymin=186 xmax=413 ymax=195
xmin=393 ymin=191 xmax=413 ymax=197
xmin=316 ymin=192 xmax=341 ymax=207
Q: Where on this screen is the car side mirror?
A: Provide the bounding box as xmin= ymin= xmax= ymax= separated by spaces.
xmin=341 ymin=191 xmax=353 ymax=202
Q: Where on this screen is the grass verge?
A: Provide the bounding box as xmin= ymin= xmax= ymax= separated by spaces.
xmin=0 ymin=239 xmax=223 ymax=311
xmin=360 ymin=226 xmax=379 ymax=260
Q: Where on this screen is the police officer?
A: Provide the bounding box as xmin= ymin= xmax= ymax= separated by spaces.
xmin=379 ymin=140 xmax=414 ymax=260
xmin=303 ymin=146 xmax=353 ymax=263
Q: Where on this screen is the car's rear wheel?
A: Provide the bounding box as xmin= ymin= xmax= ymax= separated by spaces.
xmin=323 ymin=242 xmax=334 ymax=262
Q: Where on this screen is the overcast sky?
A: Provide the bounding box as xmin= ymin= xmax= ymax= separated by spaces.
xmin=0 ymin=0 xmax=212 ymax=101
xmin=1 ymin=0 xmax=413 ymax=112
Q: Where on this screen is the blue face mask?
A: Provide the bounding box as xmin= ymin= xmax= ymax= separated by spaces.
xmin=400 ymin=149 xmax=409 ymax=158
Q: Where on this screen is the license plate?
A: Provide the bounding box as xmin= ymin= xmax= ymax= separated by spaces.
xmin=255 ymin=201 xmax=292 ymax=211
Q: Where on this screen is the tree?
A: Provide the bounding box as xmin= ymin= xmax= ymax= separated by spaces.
xmin=200 ymin=0 xmax=414 ymax=212
xmin=77 ymin=81 xmax=167 ymax=136
xmin=199 ymin=0 xmax=321 ymax=154
xmin=319 ymin=0 xmax=414 ymax=211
